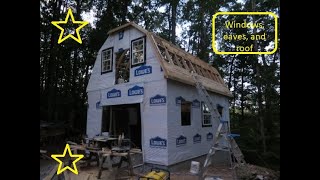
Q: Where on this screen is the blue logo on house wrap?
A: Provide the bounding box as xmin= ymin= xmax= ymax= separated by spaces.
xmin=207 ymin=132 xmax=213 ymax=141
xmin=150 ymin=136 xmax=167 ymax=148
xmin=150 ymin=94 xmax=166 ymax=105
xmin=107 ymin=89 xmax=121 ymax=98
xmin=134 ymin=65 xmax=152 ymax=76
xmin=176 ymin=135 xmax=187 ymax=147
xmin=128 ymin=85 xmax=144 ymax=96
xmin=193 ymin=133 xmax=201 ymax=143
xmin=192 ymin=99 xmax=200 ymax=108
xmin=175 ymin=96 xmax=185 ymax=105
xmin=96 ymin=101 xmax=101 ymax=109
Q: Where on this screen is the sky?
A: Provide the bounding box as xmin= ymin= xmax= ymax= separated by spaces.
xmin=80 ymin=1 xmax=277 ymax=55
xmin=81 ymin=5 xmax=183 ymax=37
xmin=81 ymin=9 xmax=97 ymax=28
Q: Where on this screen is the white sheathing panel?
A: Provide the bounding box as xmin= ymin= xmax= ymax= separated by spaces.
xmin=86 ymin=27 xmax=164 ymax=92
xmin=86 ymin=26 xmax=168 ymax=165
xmin=167 ymin=80 xmax=230 ymax=165
xmin=207 ymin=90 xmax=230 ymax=148
xmin=87 ymin=36 xmax=115 ymax=92
xmin=129 ymin=36 xmax=164 ymax=84
xmin=86 ymin=79 xmax=168 ymax=165
xmin=141 ymin=79 xmax=168 ymax=165
xmin=86 ymin=90 xmax=103 ymax=138
xmin=85 ymin=25 xmax=231 ymax=166
xmin=100 ymin=82 xmax=144 ymax=106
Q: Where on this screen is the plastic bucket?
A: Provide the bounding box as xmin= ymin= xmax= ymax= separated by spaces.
xmin=190 ymin=161 xmax=200 ymax=174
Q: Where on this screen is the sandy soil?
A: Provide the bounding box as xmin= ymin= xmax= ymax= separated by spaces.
xmin=40 ymin=154 xmax=278 ymax=180
xmin=40 ymin=159 xmax=234 ymax=180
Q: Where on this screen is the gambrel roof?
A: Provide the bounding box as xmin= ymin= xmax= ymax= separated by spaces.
xmin=108 ymin=22 xmax=232 ymax=97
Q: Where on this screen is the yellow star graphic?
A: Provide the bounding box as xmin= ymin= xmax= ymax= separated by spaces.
xmin=51 ymin=144 xmax=84 ymax=175
xmin=51 ymin=8 xmax=89 ymax=44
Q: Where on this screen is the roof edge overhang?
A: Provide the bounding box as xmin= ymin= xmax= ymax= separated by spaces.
xmin=106 ymin=22 xmax=233 ymax=98
xmin=166 ymin=73 xmax=233 ymax=98
xmin=107 ymin=22 xmax=149 ymax=35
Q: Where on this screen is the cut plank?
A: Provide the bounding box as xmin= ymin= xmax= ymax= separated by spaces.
xmin=43 ymin=164 xmax=58 ymax=180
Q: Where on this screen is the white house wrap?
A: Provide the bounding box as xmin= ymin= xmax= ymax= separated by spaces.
xmin=86 ymin=22 xmax=232 ymax=166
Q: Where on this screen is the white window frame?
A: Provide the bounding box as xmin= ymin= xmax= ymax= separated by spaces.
xmin=101 ymin=47 xmax=113 ymax=73
xmin=131 ymin=37 xmax=145 ymax=66
xmin=202 ymin=102 xmax=212 ymax=126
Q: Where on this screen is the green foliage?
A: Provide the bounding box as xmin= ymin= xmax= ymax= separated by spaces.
xmin=213 ymin=0 xmax=280 ymax=170
xmin=40 ymin=0 xmax=279 ymax=171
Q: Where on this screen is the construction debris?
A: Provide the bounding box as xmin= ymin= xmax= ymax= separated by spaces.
xmin=235 ymin=164 xmax=279 ymax=180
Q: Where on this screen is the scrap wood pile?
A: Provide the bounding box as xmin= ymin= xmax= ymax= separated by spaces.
xmin=41 ymin=134 xmax=144 ymax=180
xmin=235 ymin=163 xmax=279 ymax=180
xmin=40 ymin=121 xmax=66 ymax=144
xmin=40 ymin=121 xmax=83 ymax=146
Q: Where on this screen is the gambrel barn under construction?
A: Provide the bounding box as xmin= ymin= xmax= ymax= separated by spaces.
xmin=86 ymin=22 xmax=233 ymax=166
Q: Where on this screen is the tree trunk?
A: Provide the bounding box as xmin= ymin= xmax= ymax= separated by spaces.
xmin=252 ymin=0 xmax=266 ymax=154
xmin=240 ymin=66 xmax=244 ymax=123
xmin=232 ymin=75 xmax=236 ymax=113
xmin=121 ymin=0 xmax=129 ymax=24
xmin=168 ymin=5 xmax=171 ymax=41
xmin=198 ymin=0 xmax=209 ymax=61
xmin=47 ymin=0 xmax=62 ymax=122
xmin=228 ymin=55 xmax=236 ymax=89
xmin=171 ymin=0 xmax=178 ymax=45
xmin=70 ymin=0 xmax=83 ymax=129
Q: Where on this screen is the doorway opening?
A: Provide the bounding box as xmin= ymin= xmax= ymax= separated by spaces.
xmin=101 ymin=103 xmax=142 ymax=148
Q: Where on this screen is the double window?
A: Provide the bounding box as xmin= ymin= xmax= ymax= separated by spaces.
xmin=131 ymin=37 xmax=146 ymax=66
xmin=101 ymin=36 xmax=146 ymax=74
xmin=202 ymin=102 xmax=212 ymax=126
xmin=201 ymin=103 xmax=224 ymax=127
xmin=101 ymin=47 xmax=113 ymax=73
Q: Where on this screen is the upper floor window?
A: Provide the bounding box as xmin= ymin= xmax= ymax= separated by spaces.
xmin=131 ymin=37 xmax=145 ymax=67
xmin=101 ymin=47 xmax=113 ymax=73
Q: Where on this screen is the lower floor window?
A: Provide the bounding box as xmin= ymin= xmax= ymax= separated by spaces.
xmin=181 ymin=101 xmax=191 ymax=126
xmin=202 ymin=102 xmax=212 ymax=126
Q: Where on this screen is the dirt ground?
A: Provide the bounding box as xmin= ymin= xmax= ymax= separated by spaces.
xmin=40 ymin=155 xmax=279 ymax=180
xmin=235 ymin=163 xmax=280 ymax=180
xmin=40 ymin=160 xmax=235 ymax=180
xmin=169 ymin=165 xmax=235 ymax=180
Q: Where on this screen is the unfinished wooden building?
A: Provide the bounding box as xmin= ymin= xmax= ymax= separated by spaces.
xmin=86 ymin=22 xmax=233 ymax=166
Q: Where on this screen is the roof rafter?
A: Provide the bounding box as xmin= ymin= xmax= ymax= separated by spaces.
xmin=108 ymin=22 xmax=232 ymax=97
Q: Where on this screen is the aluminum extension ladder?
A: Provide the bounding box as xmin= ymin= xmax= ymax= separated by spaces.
xmin=191 ymin=72 xmax=245 ymax=179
